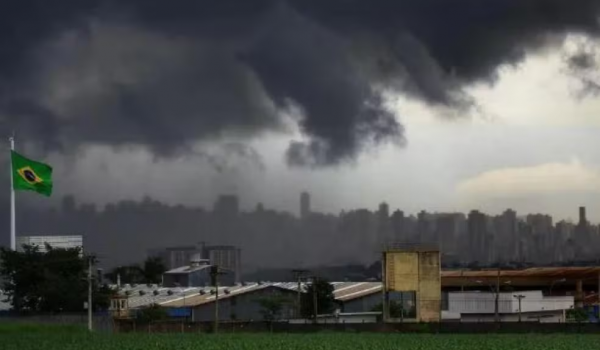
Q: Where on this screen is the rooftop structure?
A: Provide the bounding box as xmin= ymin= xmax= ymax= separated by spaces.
xmin=112 ymin=281 xmax=383 ymax=310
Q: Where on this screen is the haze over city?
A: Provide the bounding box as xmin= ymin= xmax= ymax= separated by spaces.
xmin=1 ymin=1 xmax=600 ymax=269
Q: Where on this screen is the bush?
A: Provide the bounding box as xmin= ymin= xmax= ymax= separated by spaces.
xmin=136 ymin=304 xmax=168 ymax=324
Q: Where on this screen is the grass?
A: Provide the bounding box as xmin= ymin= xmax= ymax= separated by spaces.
xmin=1 ymin=325 xmax=599 ymax=350
xmin=0 ymin=322 xmax=87 ymax=334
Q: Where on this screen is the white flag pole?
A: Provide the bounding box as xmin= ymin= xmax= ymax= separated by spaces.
xmin=9 ymin=136 xmax=15 ymax=250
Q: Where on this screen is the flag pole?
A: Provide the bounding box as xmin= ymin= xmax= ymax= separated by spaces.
xmin=9 ymin=136 xmax=15 ymax=250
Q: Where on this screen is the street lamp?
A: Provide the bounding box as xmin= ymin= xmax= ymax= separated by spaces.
xmin=514 ymin=294 xmax=526 ymax=322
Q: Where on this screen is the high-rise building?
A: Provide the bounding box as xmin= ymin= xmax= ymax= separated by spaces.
xmin=435 ymin=213 xmax=465 ymax=254
xmin=17 ymin=235 xmax=83 ymax=254
xmin=493 ymin=209 xmax=519 ymax=262
xmin=390 ymin=210 xmax=405 ymax=242
xmin=574 ymin=206 xmax=591 ymax=259
xmin=555 ymin=221 xmax=574 ymax=262
xmin=377 ymin=202 xmax=391 ymax=244
xmin=468 ymin=210 xmax=489 ymax=263
xmin=579 ymin=206 xmax=587 ymax=225
xmin=417 ymin=211 xmax=436 ymax=244
xmin=526 ymin=214 xmax=553 ymax=263
xmin=300 ymin=192 xmax=311 ymax=219
xmin=202 ymin=245 xmax=242 ymax=283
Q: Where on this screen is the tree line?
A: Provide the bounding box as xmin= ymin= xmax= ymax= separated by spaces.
xmin=0 ymin=245 xmax=166 ymax=314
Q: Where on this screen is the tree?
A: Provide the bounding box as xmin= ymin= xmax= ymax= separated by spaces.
xmin=567 ymin=307 xmax=589 ymax=323
xmin=141 ymin=257 xmax=166 ymax=284
xmin=256 ymin=295 xmax=292 ymax=322
xmin=136 ymin=303 xmax=168 ymax=324
xmin=300 ymin=278 xmax=335 ymax=319
xmin=105 ymin=257 xmax=166 ymax=285
xmin=0 ymin=244 xmax=113 ymax=313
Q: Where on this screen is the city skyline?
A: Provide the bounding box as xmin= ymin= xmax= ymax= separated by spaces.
xmin=5 ymin=192 xmax=600 ymax=272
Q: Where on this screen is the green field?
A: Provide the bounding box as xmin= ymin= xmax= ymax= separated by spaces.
xmin=1 ymin=324 xmax=599 ymax=350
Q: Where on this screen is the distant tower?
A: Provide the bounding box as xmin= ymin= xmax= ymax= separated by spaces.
xmin=300 ymin=192 xmax=311 ymax=219
xmin=378 ymin=202 xmax=390 ymax=218
xmin=377 ymin=202 xmax=391 ymax=244
xmin=579 ymin=206 xmax=587 ymax=224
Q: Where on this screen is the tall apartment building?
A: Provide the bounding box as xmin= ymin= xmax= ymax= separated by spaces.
xmin=572 ymin=206 xmax=591 ymax=259
xmin=435 ymin=213 xmax=466 ymax=254
xmin=377 ymin=202 xmax=391 ymax=245
xmin=526 ymin=214 xmax=553 ymax=263
xmin=468 ymin=210 xmax=490 ymax=263
xmin=300 ymin=192 xmax=311 ymax=219
xmin=148 ymin=245 xmax=202 ymax=270
xmin=492 ymin=209 xmax=519 ymax=262
xmin=202 ymin=245 xmax=242 ymax=284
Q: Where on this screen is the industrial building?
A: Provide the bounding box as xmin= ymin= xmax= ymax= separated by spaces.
xmin=447 ymin=290 xmax=574 ymax=323
xmin=442 ymin=267 xmax=600 ymax=307
xmin=162 ymin=254 xmax=235 ymax=288
xmin=148 ymin=243 xmax=242 ymax=283
xmin=16 ymin=235 xmax=83 ymax=253
xmin=113 ymin=280 xmax=583 ymax=323
xmin=102 ymin=263 xmax=600 ymax=324
xmin=112 ymin=281 xmax=387 ymax=321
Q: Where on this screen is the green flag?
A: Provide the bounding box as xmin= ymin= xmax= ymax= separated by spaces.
xmin=11 ymin=150 xmax=53 ymax=196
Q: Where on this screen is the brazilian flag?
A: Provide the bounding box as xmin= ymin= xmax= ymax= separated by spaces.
xmin=11 ymin=150 xmax=53 ymax=197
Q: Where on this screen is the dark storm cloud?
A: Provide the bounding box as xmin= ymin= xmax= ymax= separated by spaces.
xmin=564 ymin=42 xmax=600 ymax=97
xmin=1 ymin=0 xmax=600 ymax=166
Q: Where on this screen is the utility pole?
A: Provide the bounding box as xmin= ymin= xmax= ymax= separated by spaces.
xmin=311 ymin=276 xmax=318 ymax=323
xmin=210 ymin=265 xmax=226 ymax=333
xmin=495 ymin=268 xmax=500 ymax=323
xmin=214 ymin=276 xmax=219 ymax=333
xmin=514 ymin=294 xmax=526 ymax=322
xmin=87 ymin=256 xmax=93 ymax=332
xmin=292 ymin=269 xmax=308 ymax=318
xmin=598 ymin=272 xmax=600 ymax=317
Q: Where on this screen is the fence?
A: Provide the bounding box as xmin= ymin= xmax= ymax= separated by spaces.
xmin=114 ymin=319 xmax=600 ymax=334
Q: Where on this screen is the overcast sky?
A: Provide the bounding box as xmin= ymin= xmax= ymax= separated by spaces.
xmin=36 ymin=41 xmax=599 ymax=223
xmin=2 ymin=1 xmax=600 ymax=223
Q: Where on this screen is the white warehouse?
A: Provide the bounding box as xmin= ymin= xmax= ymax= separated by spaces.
xmin=448 ymin=291 xmax=574 ymax=323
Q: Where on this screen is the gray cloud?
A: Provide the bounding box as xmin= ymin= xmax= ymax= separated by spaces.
xmin=1 ymin=0 xmax=599 ymax=166
xmin=564 ymin=40 xmax=600 ymax=97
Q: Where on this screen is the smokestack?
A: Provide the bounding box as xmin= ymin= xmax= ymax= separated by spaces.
xmin=579 ymin=206 xmax=587 ymax=224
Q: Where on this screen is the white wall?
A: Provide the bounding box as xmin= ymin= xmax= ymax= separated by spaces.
xmin=448 ymin=291 xmax=574 ymax=314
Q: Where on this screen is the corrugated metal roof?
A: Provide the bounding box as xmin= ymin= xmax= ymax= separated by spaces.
xmin=334 ymin=282 xmax=382 ymax=301
xmin=442 ymin=267 xmax=600 ymax=279
xmin=112 ymin=266 xmax=600 ymax=310
xmin=157 ymin=281 xmax=384 ymax=308
xmin=164 ymin=264 xmax=211 ymax=274
xmin=160 ymin=282 xmax=299 ymax=308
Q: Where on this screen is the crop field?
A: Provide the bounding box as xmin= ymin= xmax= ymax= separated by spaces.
xmin=1 ymin=324 xmax=599 ymax=350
